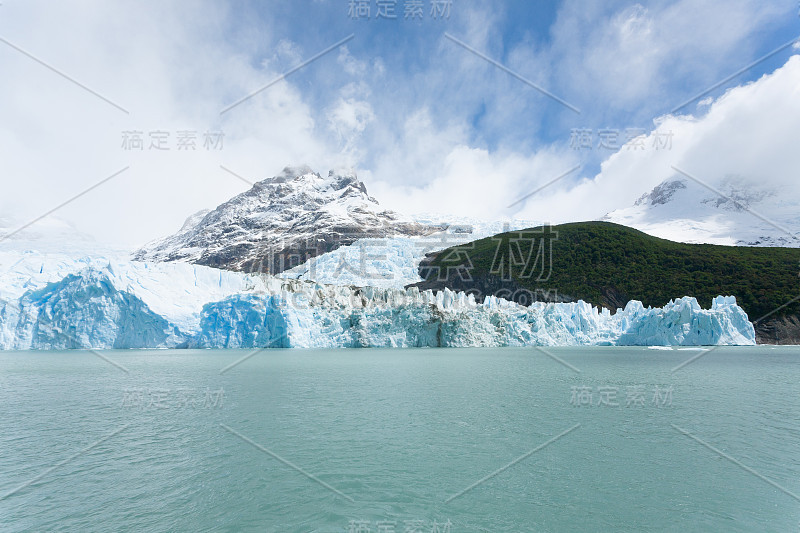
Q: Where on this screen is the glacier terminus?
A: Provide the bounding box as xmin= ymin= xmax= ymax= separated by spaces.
xmin=0 ymin=253 xmax=755 ymax=349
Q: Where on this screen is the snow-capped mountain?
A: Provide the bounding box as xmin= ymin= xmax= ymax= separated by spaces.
xmin=603 ymin=175 xmax=800 ymax=247
xmin=133 ymin=166 xmax=436 ymax=274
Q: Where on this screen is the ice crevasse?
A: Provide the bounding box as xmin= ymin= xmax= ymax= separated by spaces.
xmin=0 ymin=254 xmax=756 ymax=349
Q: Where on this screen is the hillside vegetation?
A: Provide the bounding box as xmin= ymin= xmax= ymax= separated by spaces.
xmin=415 ymin=222 xmax=800 ymax=342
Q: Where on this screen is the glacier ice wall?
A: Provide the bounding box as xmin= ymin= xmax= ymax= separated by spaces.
xmin=13 ymin=271 xmax=182 ymax=349
xmin=279 ymin=221 xmax=542 ymax=289
xmin=0 ymin=253 xmax=756 ymax=349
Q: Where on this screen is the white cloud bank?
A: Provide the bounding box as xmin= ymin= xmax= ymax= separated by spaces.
xmin=370 ymin=52 xmax=800 ymax=227
xmin=0 ymin=0 xmax=341 ymax=248
xmin=0 ymin=0 xmax=797 ymax=250
xmin=513 ymin=53 xmax=800 ymax=223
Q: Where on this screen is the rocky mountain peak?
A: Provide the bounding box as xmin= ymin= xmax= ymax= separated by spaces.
xmin=633 ymin=179 xmax=687 ymax=206
xmin=134 ymin=166 xmax=434 ymax=274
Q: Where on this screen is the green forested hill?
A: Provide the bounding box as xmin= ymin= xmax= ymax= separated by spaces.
xmin=414 ymin=221 xmax=800 ymax=342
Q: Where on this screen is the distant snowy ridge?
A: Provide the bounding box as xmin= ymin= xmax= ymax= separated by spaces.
xmin=603 ymin=176 xmax=800 ymax=246
xmin=0 ymin=253 xmax=755 ymax=349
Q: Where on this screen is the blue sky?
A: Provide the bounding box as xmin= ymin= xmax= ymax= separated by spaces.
xmin=220 ymin=0 xmax=799 ymax=196
xmin=223 ymin=0 xmax=797 ymax=156
xmin=0 ymin=0 xmax=798 ymax=245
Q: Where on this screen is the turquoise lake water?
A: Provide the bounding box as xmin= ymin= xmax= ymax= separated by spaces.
xmin=1 ymin=347 xmax=799 ymax=532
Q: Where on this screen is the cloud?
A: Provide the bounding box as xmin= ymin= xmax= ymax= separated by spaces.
xmin=337 ymin=46 xmax=367 ymax=77
xmin=358 ymin=0 xmax=799 ymax=224
xmin=369 ymin=143 xmax=577 ymax=221
xmin=269 ymin=39 xmax=304 ymax=70
xmin=368 ymin=107 xmax=577 ymax=220
xmin=0 ymin=0 xmax=796 ymax=251
xmin=0 ymin=0 xmax=341 ymax=248
xmin=537 ymin=0 xmax=792 ymax=126
xmin=513 ymin=53 xmax=800 ymax=223
xmin=327 ymin=98 xmax=375 ymax=163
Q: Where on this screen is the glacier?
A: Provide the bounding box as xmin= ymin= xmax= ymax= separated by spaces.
xmin=279 ymin=219 xmax=542 ymax=289
xmin=279 ymin=237 xmax=427 ymax=289
xmin=0 ymin=252 xmax=756 ymax=349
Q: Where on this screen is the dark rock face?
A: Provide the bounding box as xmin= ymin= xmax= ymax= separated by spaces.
xmin=755 ymin=315 xmax=800 ymax=345
xmin=134 ymin=166 xmax=435 ymax=274
xmin=634 ymin=179 xmax=687 ymax=206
